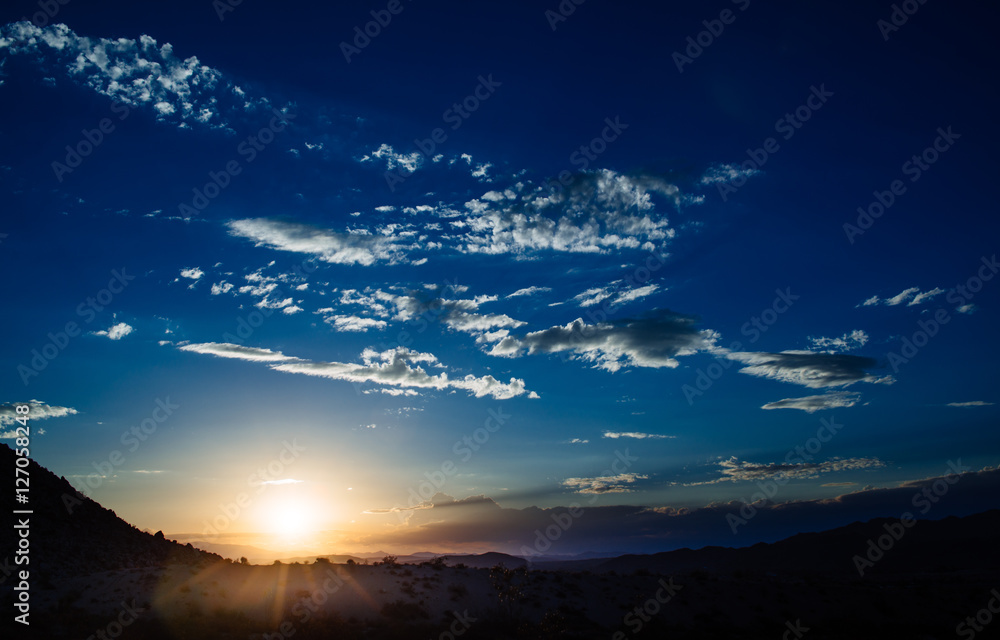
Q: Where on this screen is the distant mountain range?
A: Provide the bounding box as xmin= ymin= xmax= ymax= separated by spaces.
xmin=5 ymin=442 xmax=999 ymax=580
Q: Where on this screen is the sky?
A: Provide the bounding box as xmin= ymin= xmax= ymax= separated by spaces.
xmin=1 ymin=0 xmax=998 ymax=557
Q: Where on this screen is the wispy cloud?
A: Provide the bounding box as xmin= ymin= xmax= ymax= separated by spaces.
xmin=602 ymin=431 xmax=675 ymax=440
xmin=809 ymin=330 xmax=868 ymax=352
xmin=178 ymin=343 xmax=534 ymax=400
xmin=227 ymin=218 xmax=410 ymax=266
xmin=860 ymin=286 xmax=945 ymax=307
xmin=761 ymin=391 xmax=862 ymax=413
xmin=0 ymin=401 xmax=78 ymax=438
xmin=946 ymin=401 xmax=994 ymax=408
xmin=562 ymin=472 xmax=648 ymax=494
xmin=689 ymin=456 xmax=885 ymax=485
xmin=506 ymin=286 xmax=552 ymax=298
xmin=726 ymin=351 xmax=892 ymax=389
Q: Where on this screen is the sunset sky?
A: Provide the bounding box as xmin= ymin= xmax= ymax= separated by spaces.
xmin=1 ymin=0 xmax=998 ymax=556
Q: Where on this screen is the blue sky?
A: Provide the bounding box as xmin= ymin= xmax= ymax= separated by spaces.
xmin=1 ymin=0 xmax=998 ymax=555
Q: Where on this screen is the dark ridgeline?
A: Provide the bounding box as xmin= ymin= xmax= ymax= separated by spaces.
xmin=0 ymin=444 xmax=221 ymax=580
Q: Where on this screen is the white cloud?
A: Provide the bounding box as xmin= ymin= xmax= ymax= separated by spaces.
xmin=602 ymin=431 xmax=675 ymax=440
xmin=178 ymin=342 xmax=298 ymax=362
xmin=227 ymin=218 xmax=407 ymax=266
xmin=178 ymin=343 xmax=532 ymax=400
xmin=860 ymin=287 xmax=945 ymax=307
xmin=699 ymin=163 xmax=761 ymax=185
xmin=326 ymin=315 xmax=388 ymax=332
xmin=93 ymin=322 xmax=133 ymax=340
xmin=566 ymin=438 xmax=589 ymax=444
xmin=946 ymin=401 xmax=994 ymax=408
xmin=572 ymin=281 xmax=660 ymax=308
xmin=0 ymin=22 xmax=266 ymax=129
xmin=180 ymin=267 xmax=204 ymax=280
xmin=0 ymin=401 xmax=77 ymax=429
xmin=359 ymin=143 xmax=423 ymax=173
xmin=761 ymin=391 xmax=862 ymax=413
xmin=506 ymin=286 xmax=552 ymax=298
xmin=210 ymin=281 xmax=234 ymax=295
xmin=451 ymin=169 xmax=681 ymax=255
xmin=808 ymin=330 xmax=869 ymax=352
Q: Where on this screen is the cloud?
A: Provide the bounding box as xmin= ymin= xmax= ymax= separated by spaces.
xmin=0 ymin=22 xmax=265 ymax=129
xmin=699 ymin=163 xmax=761 ymax=185
xmin=602 ymin=431 xmax=675 ymax=440
xmin=177 ymin=342 xmax=298 ymax=362
xmin=506 ymin=286 xmax=552 ymax=298
xmin=562 ymin=473 xmax=648 ymax=494
xmin=178 ymin=343 xmax=532 ymax=400
xmin=349 ymin=288 xmax=526 ymax=338
xmin=726 ymin=351 xmax=893 ymax=389
xmin=809 ymin=330 xmax=868 ymax=352
xmin=227 ymin=218 xmax=407 ymax=266
xmin=210 ymin=281 xmax=233 ymax=295
xmin=360 ymin=144 xmax=423 ymax=173
xmin=860 ymin=287 xmax=945 ymax=307
xmin=761 ymin=391 xmax=862 ymax=413
xmin=92 ymin=322 xmax=134 ymax=340
xmin=449 ymin=169 xmax=682 ymax=255
xmin=566 ymin=438 xmax=589 ymax=444
xmin=180 ymin=267 xmax=204 ymax=281
xmin=325 ymin=315 xmax=388 ymax=332
xmin=946 ymin=401 xmax=994 ymax=408
xmin=489 ymin=309 xmax=718 ymax=372
xmin=0 ymin=401 xmax=77 ymax=428
xmin=691 ymin=456 xmax=885 ymax=485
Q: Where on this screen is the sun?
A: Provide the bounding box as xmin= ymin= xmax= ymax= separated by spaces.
xmin=272 ymin=502 xmax=310 ymax=536
xmin=254 ymin=491 xmax=323 ymax=540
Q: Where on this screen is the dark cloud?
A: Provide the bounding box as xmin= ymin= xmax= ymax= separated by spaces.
xmin=489 ymin=309 xmax=718 ymax=372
